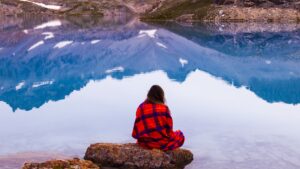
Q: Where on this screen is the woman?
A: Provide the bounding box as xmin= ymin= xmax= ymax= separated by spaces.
xmin=132 ymin=85 xmax=185 ymax=151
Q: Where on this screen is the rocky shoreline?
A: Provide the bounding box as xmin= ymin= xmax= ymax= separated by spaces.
xmin=203 ymin=5 xmax=300 ymax=23
xmin=0 ymin=0 xmax=299 ymax=23
xmin=22 ymin=143 xmax=194 ymax=169
xmin=141 ymin=0 xmax=300 ymax=23
xmin=174 ymin=5 xmax=300 ymax=23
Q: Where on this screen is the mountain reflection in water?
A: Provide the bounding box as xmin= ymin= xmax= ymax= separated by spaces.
xmin=1 ymin=16 xmax=300 ymax=169
xmin=0 ymin=17 xmax=300 ymax=111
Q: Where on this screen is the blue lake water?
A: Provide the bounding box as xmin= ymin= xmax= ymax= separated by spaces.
xmin=1 ymin=16 xmax=300 ymax=169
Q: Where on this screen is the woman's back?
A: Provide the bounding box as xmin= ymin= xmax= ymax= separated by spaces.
xmin=132 ymin=85 xmax=185 ymax=151
xmin=132 ymin=101 xmax=173 ymax=142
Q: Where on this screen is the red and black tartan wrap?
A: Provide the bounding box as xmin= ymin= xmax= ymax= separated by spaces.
xmin=132 ymin=100 xmax=185 ymax=151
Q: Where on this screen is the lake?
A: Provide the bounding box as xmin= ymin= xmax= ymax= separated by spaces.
xmin=1 ymin=15 xmax=300 ymax=169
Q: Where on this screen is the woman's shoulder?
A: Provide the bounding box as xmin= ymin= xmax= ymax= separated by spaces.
xmin=153 ymin=103 xmax=169 ymax=113
xmin=139 ymin=101 xmax=168 ymax=110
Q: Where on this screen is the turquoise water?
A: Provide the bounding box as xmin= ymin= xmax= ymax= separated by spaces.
xmin=1 ymin=17 xmax=300 ymax=169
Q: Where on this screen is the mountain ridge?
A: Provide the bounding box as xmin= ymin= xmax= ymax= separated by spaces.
xmin=1 ymin=0 xmax=299 ymax=22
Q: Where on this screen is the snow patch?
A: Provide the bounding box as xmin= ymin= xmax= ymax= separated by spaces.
xmin=179 ymin=58 xmax=188 ymax=67
xmin=139 ymin=29 xmax=157 ymax=38
xmin=34 ymin=20 xmax=62 ymax=30
xmin=19 ymin=0 xmax=62 ymax=10
xmin=32 ymin=80 xmax=54 ymax=88
xmin=265 ymin=60 xmax=272 ymax=65
xmin=16 ymin=82 xmax=25 ymax=90
xmin=28 ymin=41 xmax=44 ymax=51
xmin=42 ymin=32 xmax=54 ymax=40
xmin=91 ymin=40 xmax=101 ymax=44
xmin=23 ymin=30 xmax=29 ymax=34
xmin=54 ymin=41 xmax=73 ymax=49
xmin=106 ymin=67 xmax=124 ymax=74
xmin=156 ymin=42 xmax=167 ymax=49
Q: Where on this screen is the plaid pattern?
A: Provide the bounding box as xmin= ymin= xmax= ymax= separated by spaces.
xmin=132 ymin=101 xmax=185 ymax=151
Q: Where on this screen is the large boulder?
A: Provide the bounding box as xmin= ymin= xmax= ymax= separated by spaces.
xmin=23 ymin=158 xmax=100 ymax=169
xmin=84 ymin=143 xmax=193 ymax=169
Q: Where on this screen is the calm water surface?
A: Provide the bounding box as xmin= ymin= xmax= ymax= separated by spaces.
xmin=1 ymin=16 xmax=300 ymax=169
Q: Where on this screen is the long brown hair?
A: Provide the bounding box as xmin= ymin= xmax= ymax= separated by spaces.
xmin=146 ymin=85 xmax=166 ymax=104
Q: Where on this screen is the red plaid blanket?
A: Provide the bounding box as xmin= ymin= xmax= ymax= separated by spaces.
xmin=132 ymin=101 xmax=184 ymax=150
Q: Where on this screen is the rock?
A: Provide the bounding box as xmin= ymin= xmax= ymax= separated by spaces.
xmin=0 ymin=0 xmax=163 ymax=17
xmin=141 ymin=0 xmax=300 ymax=22
xmin=84 ymin=143 xmax=193 ymax=169
xmin=204 ymin=5 xmax=300 ymax=23
xmin=215 ymin=0 xmax=300 ymax=9
xmin=1 ymin=0 xmax=299 ymax=22
xmin=22 ymin=158 xmax=100 ymax=169
xmin=176 ymin=14 xmax=195 ymax=23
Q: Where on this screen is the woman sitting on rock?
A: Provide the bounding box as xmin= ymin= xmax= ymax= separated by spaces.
xmin=132 ymin=85 xmax=185 ymax=151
